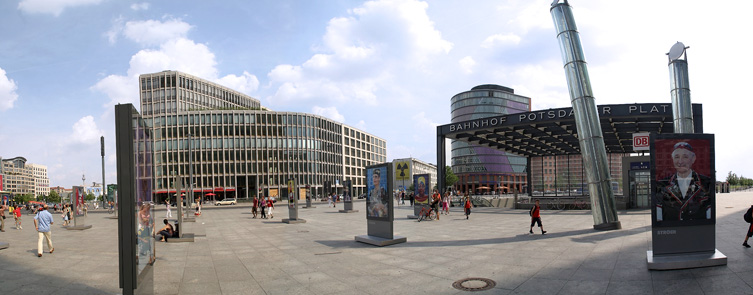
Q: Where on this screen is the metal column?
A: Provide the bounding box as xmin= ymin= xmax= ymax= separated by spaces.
xmin=550 ymin=0 xmax=620 ymax=230
xmin=667 ymin=42 xmax=694 ymax=133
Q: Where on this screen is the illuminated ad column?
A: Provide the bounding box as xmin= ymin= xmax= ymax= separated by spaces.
xmin=283 ymin=179 xmax=306 ymax=224
xmin=115 ymin=103 xmax=154 ymax=294
xmin=356 ymin=163 xmax=406 ymax=246
xmin=550 ymin=0 xmax=619 ymax=230
xmin=408 ymin=174 xmax=430 ymax=219
xmin=647 ymin=134 xmax=726 ymax=269
xmin=340 ymin=180 xmax=358 ymax=213
xmin=67 ymin=186 xmax=92 ymax=230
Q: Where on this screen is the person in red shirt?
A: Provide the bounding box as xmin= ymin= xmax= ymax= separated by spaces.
xmin=529 ymin=199 xmax=546 ymax=235
xmin=14 ymin=205 xmax=22 ymax=230
xmin=464 ymin=193 xmax=472 ymax=220
xmin=431 ymin=189 xmax=441 ymax=220
xmin=267 ymin=197 xmax=275 ymax=219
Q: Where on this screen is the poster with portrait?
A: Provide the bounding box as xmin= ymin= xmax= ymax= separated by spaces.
xmin=74 ymin=186 xmax=85 ymax=216
xmin=134 ymin=109 xmax=155 ymax=272
xmin=650 ymin=134 xmax=715 ymax=228
xmin=366 ymin=165 xmax=390 ymax=221
xmin=287 ymin=179 xmax=296 ymax=209
xmin=413 ymin=174 xmax=430 ymax=205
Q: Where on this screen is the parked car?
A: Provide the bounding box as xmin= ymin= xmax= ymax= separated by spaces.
xmin=214 ymin=198 xmax=237 ymax=206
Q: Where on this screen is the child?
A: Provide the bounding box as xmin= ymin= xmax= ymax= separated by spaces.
xmin=529 ymin=199 xmax=546 ymax=235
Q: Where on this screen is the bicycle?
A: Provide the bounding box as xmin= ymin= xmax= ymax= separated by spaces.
xmin=108 ymin=206 xmax=115 ymax=214
xmin=417 ymin=206 xmax=436 ymax=222
xmin=547 ymin=198 xmax=565 ymax=210
xmin=571 ymin=199 xmax=590 ymax=210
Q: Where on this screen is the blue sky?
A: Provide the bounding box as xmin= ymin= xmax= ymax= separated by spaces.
xmin=1 ymin=0 xmax=751 ymax=188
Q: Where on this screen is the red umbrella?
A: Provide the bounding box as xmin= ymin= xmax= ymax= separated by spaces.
xmin=205 ymin=193 xmax=216 ymax=196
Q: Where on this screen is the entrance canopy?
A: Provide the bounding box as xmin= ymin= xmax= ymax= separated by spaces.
xmin=438 ymin=103 xmax=702 ymax=157
xmin=435 ymin=103 xmax=703 ymax=191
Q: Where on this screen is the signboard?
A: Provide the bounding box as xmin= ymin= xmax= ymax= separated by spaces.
xmin=630 ymin=162 xmax=650 ymax=170
xmin=366 ymin=165 xmax=390 ymax=221
xmin=395 ymin=161 xmax=410 ymax=181
xmin=633 ymin=132 xmax=650 ymax=151
xmin=413 ymin=174 xmax=430 ymax=216
xmin=74 ymin=186 xmax=85 ymax=216
xmin=650 ymin=133 xmax=716 ymax=256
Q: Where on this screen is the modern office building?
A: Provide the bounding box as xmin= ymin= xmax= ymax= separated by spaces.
xmin=450 ymin=85 xmax=530 ymax=194
xmin=139 ymin=71 xmax=387 ymax=201
xmin=0 ymin=156 xmax=50 ymax=198
xmin=392 ymin=157 xmax=437 ymax=192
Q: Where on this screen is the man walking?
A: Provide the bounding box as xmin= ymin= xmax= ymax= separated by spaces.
xmin=529 ymin=199 xmax=546 ymax=235
xmin=165 ymin=199 xmax=172 ymax=219
xmin=743 ymin=204 xmax=753 ymax=248
xmin=0 ymin=201 xmax=6 ymax=232
xmin=34 ymin=205 xmax=54 ymax=257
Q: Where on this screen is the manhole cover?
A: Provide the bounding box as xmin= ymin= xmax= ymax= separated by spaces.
xmin=452 ymin=278 xmax=496 ymax=291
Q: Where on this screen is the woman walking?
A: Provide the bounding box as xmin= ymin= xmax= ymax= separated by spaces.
xmin=464 ymin=193 xmax=472 ymax=220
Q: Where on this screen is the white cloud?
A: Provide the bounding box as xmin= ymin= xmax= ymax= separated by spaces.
xmin=123 ymin=18 xmax=193 ymax=46
xmin=94 ymin=21 xmax=259 ymax=111
xmin=130 ymin=3 xmax=150 ymax=11
xmin=266 ymin=0 xmax=452 ymax=107
xmin=0 ymin=67 xmax=19 ymax=111
xmin=217 ymin=72 xmax=260 ymax=95
xmin=459 ymin=56 xmax=476 ymax=74
xmin=105 ymin=16 xmax=125 ymax=44
xmin=481 ymin=33 xmax=521 ymax=48
xmin=312 ymin=106 xmax=345 ymax=123
xmin=18 ymin=0 xmax=103 ymax=16
xmin=70 ymin=116 xmax=103 ymax=145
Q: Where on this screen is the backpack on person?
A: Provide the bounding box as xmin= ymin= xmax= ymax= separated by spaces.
xmin=744 ymin=206 xmax=753 ymax=223
xmin=529 ymin=206 xmax=534 ymax=217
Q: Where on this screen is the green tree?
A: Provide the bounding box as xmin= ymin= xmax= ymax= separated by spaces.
xmin=13 ymin=194 xmax=32 ymax=204
xmin=85 ymin=192 xmax=96 ymax=201
xmin=48 ymin=190 xmax=61 ymax=203
xmin=445 ymin=166 xmax=459 ymax=187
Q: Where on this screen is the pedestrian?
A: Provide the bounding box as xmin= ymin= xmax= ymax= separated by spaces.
xmin=409 ymin=193 xmax=414 ymax=206
xmin=464 ymin=193 xmax=472 ymax=220
xmin=328 ymin=193 xmax=333 ymax=207
xmin=743 ymin=204 xmax=753 ymax=248
xmin=267 ymin=196 xmax=274 ymax=219
xmin=34 ymin=205 xmax=54 ymax=257
xmin=252 ymin=196 xmax=259 ymax=218
xmin=442 ymin=193 xmax=449 ymax=215
xmin=529 ymin=199 xmax=546 ymax=235
xmin=0 ymin=201 xmax=6 ymax=232
xmin=158 ymin=219 xmax=174 ymax=242
xmin=431 ymin=189 xmax=441 ymax=220
xmin=62 ymin=204 xmax=71 ymax=226
xmin=165 ymin=199 xmax=172 ymax=218
xmin=83 ymin=203 xmax=88 ymax=216
xmin=14 ymin=205 xmax=22 ymax=229
xmin=260 ymin=195 xmax=267 ymax=219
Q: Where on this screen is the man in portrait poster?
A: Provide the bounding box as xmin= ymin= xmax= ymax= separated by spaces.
xmin=367 ymin=168 xmax=388 ymax=218
xmin=655 ymin=141 xmax=713 ymax=222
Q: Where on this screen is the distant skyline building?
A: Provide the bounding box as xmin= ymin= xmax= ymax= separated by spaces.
xmin=450 ymin=85 xmax=530 ymax=194
xmin=139 ymin=70 xmax=386 ymax=201
xmin=0 ymin=156 xmax=50 ymax=198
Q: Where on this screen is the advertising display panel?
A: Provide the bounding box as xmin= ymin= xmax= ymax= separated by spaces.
xmin=74 ymin=186 xmax=85 ymax=216
xmin=366 ymin=165 xmax=390 ymax=221
xmin=134 ymin=108 xmax=155 ymax=273
xmin=413 ymin=174 xmax=430 ymax=217
xmin=651 ymin=135 xmax=715 ymax=228
xmin=343 ymin=180 xmax=353 ymax=203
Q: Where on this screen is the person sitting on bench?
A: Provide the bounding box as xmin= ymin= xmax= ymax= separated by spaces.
xmin=158 ymin=219 xmax=174 ymax=242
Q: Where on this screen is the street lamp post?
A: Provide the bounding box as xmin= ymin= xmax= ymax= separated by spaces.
xmin=101 ymin=136 xmax=106 ymax=209
xmin=188 ymin=133 xmax=193 ymax=216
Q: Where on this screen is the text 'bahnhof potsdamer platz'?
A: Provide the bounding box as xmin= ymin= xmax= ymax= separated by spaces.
xmin=140 ymin=70 xmax=386 ymax=202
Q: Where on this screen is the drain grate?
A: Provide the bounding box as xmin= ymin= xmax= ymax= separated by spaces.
xmin=452 ymin=277 xmax=496 ymax=292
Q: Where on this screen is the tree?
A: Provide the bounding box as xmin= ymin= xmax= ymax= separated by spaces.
xmin=445 ymin=166 xmax=458 ymax=188
xmin=13 ymin=194 xmax=32 ymax=204
xmin=85 ymin=192 xmax=96 ymax=202
xmin=48 ymin=190 xmax=61 ymax=203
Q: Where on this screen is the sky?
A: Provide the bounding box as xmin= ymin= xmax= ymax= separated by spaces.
xmin=1 ymin=0 xmax=751 ymax=189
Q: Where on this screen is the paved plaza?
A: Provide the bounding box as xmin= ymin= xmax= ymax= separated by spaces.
xmin=1 ymin=192 xmax=753 ymax=294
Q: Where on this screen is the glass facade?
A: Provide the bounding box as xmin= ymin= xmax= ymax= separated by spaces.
xmin=529 ymin=154 xmax=627 ymax=196
xmin=140 ymin=71 xmax=386 ymax=201
xmin=450 ymin=85 xmax=531 ymax=194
